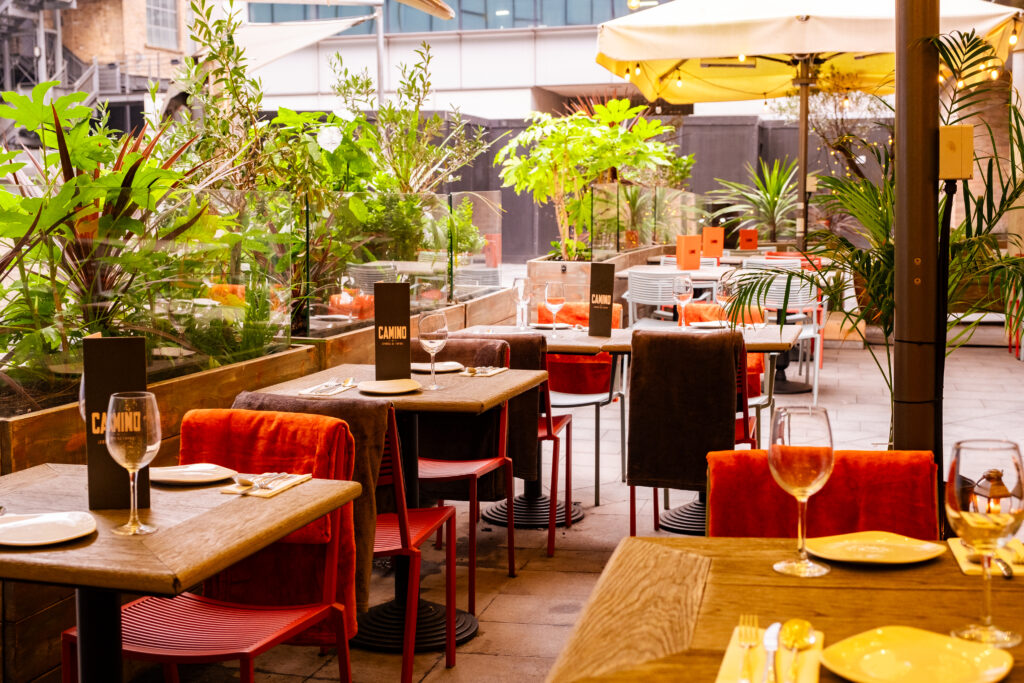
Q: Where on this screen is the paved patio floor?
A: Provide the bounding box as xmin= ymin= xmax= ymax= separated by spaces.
xmin=133 ymin=342 xmax=1024 ymax=682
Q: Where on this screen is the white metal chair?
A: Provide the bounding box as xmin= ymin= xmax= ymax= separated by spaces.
xmin=624 ymin=270 xmax=681 ymax=328
xmin=348 ymin=263 xmax=398 ymax=295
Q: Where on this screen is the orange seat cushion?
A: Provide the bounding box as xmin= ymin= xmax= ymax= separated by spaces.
xmin=682 ymin=303 xmax=764 ymax=398
xmin=538 ymin=301 xmax=622 ymax=395
xmin=707 ymin=449 xmax=938 ymax=540
xmin=329 ymin=289 xmax=375 ymax=319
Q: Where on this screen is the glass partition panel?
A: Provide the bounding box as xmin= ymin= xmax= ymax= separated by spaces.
xmin=0 ymin=185 xmax=292 ymax=417
xmin=450 ymin=190 xmax=502 ymax=303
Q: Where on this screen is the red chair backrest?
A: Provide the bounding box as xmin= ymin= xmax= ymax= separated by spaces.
xmin=538 ymin=301 xmax=623 ymax=329
xmin=178 ymin=408 xmax=357 ymax=632
xmin=707 ymin=449 xmax=938 ymax=539
xmin=377 ymin=406 xmax=413 ymax=550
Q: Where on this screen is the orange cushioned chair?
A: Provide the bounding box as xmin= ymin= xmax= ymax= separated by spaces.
xmin=539 ymin=301 xmax=626 ymax=505
xmin=62 ymin=409 xmax=358 ymax=683
xmin=706 ymin=449 xmax=938 ymax=539
xmin=681 ymin=302 xmax=764 ymax=400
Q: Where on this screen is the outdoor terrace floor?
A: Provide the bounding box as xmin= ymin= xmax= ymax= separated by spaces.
xmin=134 ymin=341 xmax=1024 ymax=682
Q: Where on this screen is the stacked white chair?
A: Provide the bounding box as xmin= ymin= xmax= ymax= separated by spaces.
xmin=624 ymin=270 xmax=682 ymax=328
xmin=349 ymin=263 xmax=398 ymax=294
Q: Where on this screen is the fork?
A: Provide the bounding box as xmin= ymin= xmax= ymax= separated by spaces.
xmin=737 ymin=613 xmax=759 ymax=683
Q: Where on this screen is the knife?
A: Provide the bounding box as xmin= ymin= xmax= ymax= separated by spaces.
xmin=762 ymin=621 xmax=781 ymax=683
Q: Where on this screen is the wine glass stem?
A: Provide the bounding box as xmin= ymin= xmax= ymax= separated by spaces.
xmin=127 ymin=469 xmax=140 ymax=531
xmin=981 ymin=554 xmax=994 ymax=627
xmin=430 ymin=352 xmax=437 ymax=387
xmin=796 ymin=497 xmax=809 ymax=561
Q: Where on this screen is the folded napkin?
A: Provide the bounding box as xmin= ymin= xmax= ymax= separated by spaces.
xmin=715 ymin=625 xmax=824 ymax=683
xmin=948 ymin=538 xmax=1024 ymax=576
xmin=458 ymin=366 xmax=508 ymax=377
xmin=220 ymin=473 xmax=312 ymax=498
xmin=298 ymin=380 xmax=354 ymax=397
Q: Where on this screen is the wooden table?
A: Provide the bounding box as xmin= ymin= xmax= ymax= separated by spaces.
xmin=615 ymin=264 xmax=734 ymax=283
xmin=258 ymin=364 xmax=548 ymax=652
xmin=0 ymin=464 xmax=361 ymax=682
xmin=548 ymin=537 xmax=1024 ymax=682
xmin=462 ymin=324 xmax=801 ymax=355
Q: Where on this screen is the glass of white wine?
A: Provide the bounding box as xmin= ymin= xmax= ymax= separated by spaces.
xmin=946 ymin=439 xmax=1024 ymax=648
xmin=545 ymin=282 xmax=566 ymax=339
xmin=673 ymin=275 xmax=694 ymax=321
xmin=418 ymin=311 xmax=449 ymax=391
xmin=105 ymin=391 xmax=161 ymax=536
xmin=767 ymin=406 xmax=834 ymax=577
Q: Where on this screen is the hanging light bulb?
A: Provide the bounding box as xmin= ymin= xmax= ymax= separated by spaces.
xmin=957 ymin=78 xmax=965 ymax=89
xmin=939 ymin=73 xmax=945 ymax=84
xmin=738 ymin=54 xmax=746 ymax=62
xmin=624 ymin=65 xmax=631 ymax=77
xmin=675 ymin=74 xmax=683 ymax=88
xmin=842 ymin=94 xmax=851 ymax=108
xmin=991 ymin=68 xmax=1001 ymax=80
xmin=1011 ymin=26 xmax=1019 ymax=46
xmin=763 ymin=97 xmax=769 ymax=111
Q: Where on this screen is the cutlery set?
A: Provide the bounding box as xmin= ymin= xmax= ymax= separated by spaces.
xmin=298 ymin=377 xmax=355 ymax=396
xmin=734 ymin=615 xmax=815 ymax=683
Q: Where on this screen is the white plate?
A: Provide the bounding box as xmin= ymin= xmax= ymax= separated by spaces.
xmin=0 ymin=512 xmax=96 ymax=546
xmin=530 ymin=322 xmax=572 ymax=330
xmin=820 ymin=625 xmax=1013 ymax=683
xmin=689 ymin=320 xmax=730 ymax=329
xmin=411 ymin=361 xmax=464 ymax=374
xmin=312 ymin=314 xmax=354 ymax=322
xmin=151 ymin=346 xmax=197 ymax=359
xmin=191 ymin=298 xmax=222 ymax=307
xmin=806 ymin=531 xmax=947 ymax=564
xmin=149 ymin=463 xmax=238 ymax=485
xmin=358 ymin=379 xmax=422 ymax=395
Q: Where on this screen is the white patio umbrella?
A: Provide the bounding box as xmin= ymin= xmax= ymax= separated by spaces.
xmin=596 ymin=0 xmax=1021 ymax=244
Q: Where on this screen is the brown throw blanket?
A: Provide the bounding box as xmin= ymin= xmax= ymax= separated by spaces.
xmin=232 ymin=391 xmax=387 ymax=614
xmin=627 ymin=330 xmax=742 ymax=490
xmin=450 ymin=331 xmax=545 ymax=483
xmin=411 ymin=338 xmax=510 ymax=501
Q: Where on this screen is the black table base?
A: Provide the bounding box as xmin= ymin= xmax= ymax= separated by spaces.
xmin=481 ymin=494 xmax=585 ymax=529
xmin=75 ymin=588 xmax=122 ymax=683
xmin=658 ymin=499 xmax=707 ymax=536
xmin=773 ymin=346 xmax=812 ymax=394
xmin=352 ymin=599 xmax=478 ymax=653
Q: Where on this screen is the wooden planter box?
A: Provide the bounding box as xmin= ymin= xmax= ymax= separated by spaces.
xmin=295 ymin=288 xmax=517 ymax=370
xmin=526 ymin=245 xmax=668 ymax=314
xmin=0 ymin=343 xmax=318 ymax=683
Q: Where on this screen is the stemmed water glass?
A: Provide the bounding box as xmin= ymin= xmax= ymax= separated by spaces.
xmin=714 ymin=276 xmax=737 ymax=322
xmin=513 ymin=277 xmax=531 ymax=330
xmin=673 ymin=275 xmax=693 ymax=321
xmin=418 ymin=311 xmax=449 ymax=391
xmin=105 ymin=391 xmax=161 ymax=536
xmin=545 ymin=282 xmax=566 ymax=338
xmin=945 ymin=439 xmax=1024 ymax=647
xmin=768 ymin=406 xmax=834 ymax=577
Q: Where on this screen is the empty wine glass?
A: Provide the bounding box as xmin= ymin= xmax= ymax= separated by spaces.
xmin=545 ymin=282 xmax=566 ymax=338
xmin=714 ymin=275 xmax=737 ymax=321
xmin=946 ymin=440 xmax=1024 ymax=647
xmin=168 ymin=299 xmax=194 ymax=334
xmin=418 ymin=311 xmax=449 ymax=391
xmin=673 ymin=275 xmax=694 ymax=320
xmin=513 ymin=277 xmax=531 ymax=330
xmin=768 ymin=406 xmax=834 ymax=577
xmin=105 ymin=391 xmax=161 ymax=536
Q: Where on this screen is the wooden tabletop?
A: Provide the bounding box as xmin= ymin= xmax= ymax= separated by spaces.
xmin=615 ymin=265 xmax=734 ymax=281
xmin=260 ymin=364 xmax=548 ymax=415
xmin=463 ymin=325 xmax=801 ymax=354
xmin=547 ymin=537 xmax=1024 ymax=682
xmin=0 ymin=464 xmax=361 ymax=596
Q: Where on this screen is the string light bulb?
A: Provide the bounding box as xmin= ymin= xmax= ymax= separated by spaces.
xmin=624 ymin=65 xmax=631 ymax=77
xmin=738 ymin=54 xmax=746 ymax=62
xmin=957 ymin=78 xmax=965 ymax=89
xmin=1011 ymin=26 xmax=1019 ymax=46
xmin=842 ymin=94 xmax=851 ymax=108
xmin=939 ymin=73 xmax=945 ymax=84
xmin=991 ymin=68 xmax=1001 ymax=80
xmin=763 ymin=97 xmax=769 ymax=110
xmin=675 ymin=74 xmax=683 ymax=88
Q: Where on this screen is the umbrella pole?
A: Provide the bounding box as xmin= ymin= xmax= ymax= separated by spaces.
xmin=795 ymin=57 xmax=812 ymax=251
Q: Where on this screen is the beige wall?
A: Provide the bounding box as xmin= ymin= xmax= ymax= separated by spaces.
xmin=61 ymin=0 xmax=189 ymax=77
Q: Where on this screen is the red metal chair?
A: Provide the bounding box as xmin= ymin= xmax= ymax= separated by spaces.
xmin=538 ymin=377 xmax=572 ymax=557
xmin=419 ymin=341 xmax=515 ymax=615
xmin=375 ymin=406 xmax=457 ymax=683
xmin=61 ymin=409 xmax=357 ymax=683
xmin=707 ymin=449 xmax=938 ymax=539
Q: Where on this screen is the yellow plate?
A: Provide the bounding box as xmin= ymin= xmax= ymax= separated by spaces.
xmin=357 ymin=379 xmax=422 ymax=395
xmin=820 ymin=626 xmax=1013 ymax=683
xmin=805 ymin=531 xmax=946 ymax=564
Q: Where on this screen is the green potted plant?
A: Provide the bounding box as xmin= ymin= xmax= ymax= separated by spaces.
xmin=708 ymin=157 xmax=799 ymax=243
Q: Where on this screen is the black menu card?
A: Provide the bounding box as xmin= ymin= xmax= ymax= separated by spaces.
xmin=588 ymin=262 xmax=615 ymax=337
xmin=374 ymin=282 xmax=411 ymax=380
xmin=83 ymin=336 xmax=150 ymax=510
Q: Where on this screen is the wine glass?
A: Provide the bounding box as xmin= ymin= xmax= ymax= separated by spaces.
xmin=673 ymin=275 xmax=693 ymax=321
xmin=714 ymin=275 xmax=737 ymax=324
xmin=767 ymin=406 xmax=834 ymax=577
xmin=545 ymin=282 xmax=566 ymax=338
xmin=105 ymin=392 xmax=161 ymax=536
xmin=946 ymin=439 xmax=1024 ymax=648
xmin=513 ymin=277 xmax=531 ymax=330
xmin=169 ymin=299 xmax=194 ymax=334
xmin=418 ymin=311 xmax=449 ymax=391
